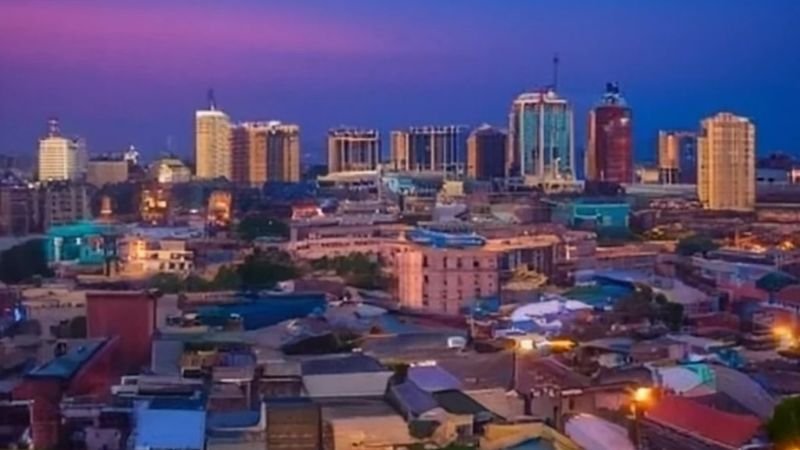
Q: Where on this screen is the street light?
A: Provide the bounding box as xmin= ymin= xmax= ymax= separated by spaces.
xmin=633 ymin=387 xmax=653 ymax=404
xmin=630 ymin=387 xmax=655 ymax=449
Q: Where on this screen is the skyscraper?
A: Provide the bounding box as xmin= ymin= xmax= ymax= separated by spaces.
xmin=231 ymin=122 xmax=268 ymax=186
xmin=507 ymin=88 xmax=575 ymax=181
xmin=658 ymin=131 xmax=697 ymax=184
xmin=38 ymin=118 xmax=87 ymax=182
xmin=327 ymin=128 xmax=380 ymax=173
xmin=195 ymin=93 xmax=231 ymax=180
xmin=390 ymin=126 xmax=467 ymax=175
xmin=586 ymin=83 xmax=632 ymax=183
xmin=698 ymin=113 xmax=755 ymax=211
xmin=467 ymin=124 xmax=506 ymax=180
xmin=266 ymin=122 xmax=301 ymax=183
xmin=231 ymin=121 xmax=300 ymax=185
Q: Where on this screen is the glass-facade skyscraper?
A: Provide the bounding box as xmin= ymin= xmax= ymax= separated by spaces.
xmin=391 ymin=125 xmax=467 ymax=175
xmin=507 ymin=89 xmax=575 ymax=181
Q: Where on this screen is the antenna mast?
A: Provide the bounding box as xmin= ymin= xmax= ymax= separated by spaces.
xmin=207 ymin=88 xmax=217 ymax=111
xmin=552 ymin=53 xmax=560 ymax=91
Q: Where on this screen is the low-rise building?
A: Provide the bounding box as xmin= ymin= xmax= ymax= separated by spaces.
xmin=38 ymin=182 xmax=92 ymax=229
xmin=86 ymin=157 xmax=128 ymax=187
xmin=149 ymin=158 xmax=192 ymax=184
xmin=119 ymin=236 xmax=194 ymax=276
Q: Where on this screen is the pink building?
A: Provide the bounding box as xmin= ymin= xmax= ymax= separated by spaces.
xmin=397 ymin=247 xmax=498 ymax=315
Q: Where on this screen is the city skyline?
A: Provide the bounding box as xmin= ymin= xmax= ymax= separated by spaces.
xmin=1 ymin=0 xmax=799 ymax=162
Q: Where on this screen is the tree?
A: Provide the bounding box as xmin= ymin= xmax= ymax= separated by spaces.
xmin=0 ymin=239 xmax=53 ymax=284
xmin=148 ymin=273 xmax=184 ymax=294
xmin=238 ymin=249 xmax=299 ymax=289
xmin=767 ymin=396 xmax=800 ymax=448
xmin=213 ymin=265 xmax=241 ymax=291
xmin=310 ymin=253 xmax=388 ymax=290
xmin=676 ymin=234 xmax=720 ymax=257
xmin=237 ymin=214 xmax=289 ymax=242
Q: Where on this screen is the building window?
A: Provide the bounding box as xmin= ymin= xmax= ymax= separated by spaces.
xmin=423 ymin=256 xmax=429 ymax=268
xmin=473 ymin=260 xmax=480 ymax=268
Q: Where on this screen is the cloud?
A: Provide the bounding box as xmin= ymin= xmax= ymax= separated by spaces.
xmin=0 ymin=1 xmax=390 ymax=78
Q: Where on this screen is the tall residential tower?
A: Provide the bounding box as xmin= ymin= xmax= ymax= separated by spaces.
xmin=697 ymin=113 xmax=755 ymax=211
xmin=195 ymin=93 xmax=231 ymax=180
xmin=231 ymin=121 xmax=300 ymax=185
xmin=507 ymin=88 xmax=575 ymax=182
xmin=586 ymin=83 xmax=632 ymax=183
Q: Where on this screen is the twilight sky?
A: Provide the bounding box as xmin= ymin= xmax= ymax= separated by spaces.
xmin=1 ymin=0 xmax=799 ymax=166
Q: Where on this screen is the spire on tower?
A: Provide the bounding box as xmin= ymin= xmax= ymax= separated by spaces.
xmin=47 ymin=117 xmax=60 ymax=137
xmin=552 ymin=53 xmax=560 ymax=91
xmin=207 ymin=88 xmax=217 ymax=111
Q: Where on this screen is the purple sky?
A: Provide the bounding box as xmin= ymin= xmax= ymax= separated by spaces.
xmin=1 ymin=0 xmax=798 ymax=165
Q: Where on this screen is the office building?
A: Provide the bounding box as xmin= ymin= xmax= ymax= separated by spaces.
xmin=38 ymin=118 xmax=87 ymax=182
xmin=195 ymin=97 xmax=231 ymax=180
xmin=86 ymin=157 xmax=129 ymax=187
xmin=38 ymin=182 xmax=91 ymax=229
xmin=390 ymin=125 xmax=467 ymax=175
xmin=586 ymin=83 xmax=633 ymax=183
xmin=327 ymin=128 xmax=380 ymax=173
xmin=466 ymin=124 xmax=506 ymax=180
xmin=698 ymin=113 xmax=755 ymax=211
xmin=658 ymin=131 xmax=697 ymax=184
xmin=507 ymin=89 xmax=575 ymax=181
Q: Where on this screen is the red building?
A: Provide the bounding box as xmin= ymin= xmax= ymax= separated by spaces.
xmin=13 ymin=337 xmax=120 ymax=449
xmin=86 ymin=290 xmax=158 ymax=373
xmin=586 ymin=83 xmax=633 ymax=184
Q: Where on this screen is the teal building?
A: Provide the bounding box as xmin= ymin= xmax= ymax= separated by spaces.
xmin=45 ymin=221 xmax=117 ymax=265
xmin=550 ymin=197 xmax=631 ymax=231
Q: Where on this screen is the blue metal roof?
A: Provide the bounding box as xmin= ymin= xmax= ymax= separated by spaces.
xmin=27 ymin=340 xmax=106 ymax=380
xmin=406 ymin=228 xmax=486 ymax=248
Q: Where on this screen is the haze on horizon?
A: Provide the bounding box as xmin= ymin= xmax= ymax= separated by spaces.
xmin=1 ymin=0 xmax=798 ymax=164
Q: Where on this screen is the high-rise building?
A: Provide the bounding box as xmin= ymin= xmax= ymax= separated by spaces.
xmin=38 ymin=118 xmax=87 ymax=182
xmin=507 ymin=89 xmax=575 ymax=181
xmin=266 ymin=122 xmax=301 ymax=183
xmin=195 ymin=95 xmax=231 ymax=180
xmin=586 ymin=83 xmax=632 ymax=183
xmin=390 ymin=126 xmax=467 ymax=175
xmin=658 ymin=131 xmax=697 ymax=184
xmin=698 ymin=113 xmax=755 ymax=211
xmin=231 ymin=121 xmax=301 ymax=185
xmin=327 ymin=128 xmax=380 ymax=173
xmin=466 ymin=124 xmax=507 ymax=180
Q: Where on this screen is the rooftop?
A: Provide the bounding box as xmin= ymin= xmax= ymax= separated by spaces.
xmin=645 ymin=396 xmax=761 ymax=449
xmin=26 ymin=339 xmax=106 ymax=380
xmin=302 ymin=354 xmax=387 ymax=376
xmin=407 ymin=364 xmax=463 ymax=393
xmin=136 ymin=404 xmax=207 ymax=450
